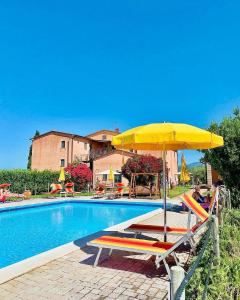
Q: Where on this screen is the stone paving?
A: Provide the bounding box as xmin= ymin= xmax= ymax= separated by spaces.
xmin=0 ymin=204 xmax=195 ymax=300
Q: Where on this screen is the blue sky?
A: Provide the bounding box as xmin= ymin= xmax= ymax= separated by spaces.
xmin=0 ymin=1 xmax=239 ymax=169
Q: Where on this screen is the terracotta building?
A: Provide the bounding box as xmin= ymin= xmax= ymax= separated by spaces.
xmin=31 ymin=129 xmax=178 ymax=186
xmin=31 ymin=131 xmax=90 ymax=171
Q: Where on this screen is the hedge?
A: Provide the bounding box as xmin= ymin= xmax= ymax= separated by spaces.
xmin=0 ymin=169 xmax=59 ymax=194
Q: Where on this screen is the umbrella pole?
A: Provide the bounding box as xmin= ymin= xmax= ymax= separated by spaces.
xmin=163 ymin=149 xmax=167 ymax=242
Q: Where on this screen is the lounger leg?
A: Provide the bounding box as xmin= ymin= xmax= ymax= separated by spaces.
xmin=94 ymin=248 xmax=102 ymax=267
xmin=109 ymin=249 xmax=113 ymax=256
xmin=189 ymin=237 xmax=195 ymax=248
xmin=155 ymin=256 xmax=162 ymax=269
xmin=163 ymin=259 xmax=171 ymax=280
xmin=189 ymin=237 xmax=196 ymax=254
xmin=172 ymin=252 xmax=179 ymax=266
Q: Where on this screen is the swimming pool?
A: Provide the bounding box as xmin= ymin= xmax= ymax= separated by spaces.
xmin=0 ymin=200 xmax=163 ymax=268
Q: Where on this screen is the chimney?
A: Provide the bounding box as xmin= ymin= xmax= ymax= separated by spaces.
xmin=115 ymin=128 xmax=120 ymax=133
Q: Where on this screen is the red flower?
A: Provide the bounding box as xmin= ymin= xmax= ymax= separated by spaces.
xmin=65 ymin=163 xmax=92 ymax=191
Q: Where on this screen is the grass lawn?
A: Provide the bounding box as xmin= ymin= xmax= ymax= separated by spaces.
xmin=30 ymin=191 xmax=94 ymax=198
xmin=167 ymin=185 xmax=192 ymax=198
xmin=4 ymin=191 xmax=94 ymax=202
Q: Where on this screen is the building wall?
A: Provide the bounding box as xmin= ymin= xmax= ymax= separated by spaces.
xmin=93 ymin=153 xmax=131 ymax=187
xmin=88 ymin=131 xmax=118 ymax=142
xmin=32 ymin=134 xmax=90 ymax=171
xmin=166 ymin=150 xmax=178 ymax=186
xmin=72 ymin=139 xmax=90 ymax=162
xmin=206 ymin=163 xmax=221 ymax=186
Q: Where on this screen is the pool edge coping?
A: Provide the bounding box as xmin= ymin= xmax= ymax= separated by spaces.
xmin=0 ymin=202 xmax=163 ymax=284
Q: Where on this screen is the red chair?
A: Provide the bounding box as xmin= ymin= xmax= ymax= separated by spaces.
xmin=115 ymin=182 xmax=124 ymax=198
xmin=64 ymin=182 xmax=75 ymax=197
xmin=50 ymin=183 xmax=62 ymax=194
xmin=0 ymin=195 xmax=6 ymax=203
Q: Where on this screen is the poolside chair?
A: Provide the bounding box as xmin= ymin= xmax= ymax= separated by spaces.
xmin=50 ymin=183 xmax=62 ymax=195
xmin=60 ymin=182 xmax=75 ymax=197
xmin=0 ymin=183 xmax=24 ymax=201
xmin=87 ymin=195 xmax=213 ymax=277
xmin=182 ymin=190 xmax=216 ymax=212
xmin=124 ymin=192 xmax=215 ymax=248
xmin=0 ymin=195 xmax=6 ymax=203
xmin=88 ymin=234 xmax=187 ymax=279
xmin=93 ymin=185 xmax=106 ymax=198
xmin=114 ymin=183 xmax=125 ymax=198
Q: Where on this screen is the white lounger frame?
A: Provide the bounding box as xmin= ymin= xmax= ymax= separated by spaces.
xmin=88 ymin=233 xmax=193 ymax=280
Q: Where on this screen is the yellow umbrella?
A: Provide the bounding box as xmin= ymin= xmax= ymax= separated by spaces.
xmin=112 ymin=122 xmax=223 ymax=241
xmin=109 ymin=165 xmax=114 ymax=184
xmin=112 ymin=123 xmax=223 ymax=150
xmin=58 ymin=167 xmax=65 ymax=182
xmin=180 ymin=154 xmax=190 ymax=183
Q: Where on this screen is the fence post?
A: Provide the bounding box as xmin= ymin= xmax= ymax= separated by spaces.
xmin=212 ymin=216 xmax=220 ymax=265
xmin=170 ymin=266 xmax=185 ymax=300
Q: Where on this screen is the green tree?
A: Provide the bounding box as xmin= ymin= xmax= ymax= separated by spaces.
xmin=189 ymin=165 xmax=206 ymax=184
xmin=202 ymin=108 xmax=240 ymax=207
xmin=27 ymin=130 xmax=40 ymax=169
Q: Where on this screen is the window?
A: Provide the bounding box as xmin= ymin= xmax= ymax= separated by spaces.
xmin=102 ymin=174 xmax=107 ymax=181
xmin=84 ymin=143 xmax=88 ymax=150
xmin=60 ymin=159 xmax=65 ymax=167
xmin=114 ymin=174 xmax=122 ymax=183
xmin=102 ymin=134 xmax=107 ymax=140
xmin=61 ymin=141 xmax=65 ymax=149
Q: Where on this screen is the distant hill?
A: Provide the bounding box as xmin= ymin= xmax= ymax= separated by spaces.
xmin=188 ymin=162 xmax=203 ymax=169
xmin=178 ymin=161 xmax=203 ymax=171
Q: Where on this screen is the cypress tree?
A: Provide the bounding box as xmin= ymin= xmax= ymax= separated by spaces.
xmin=27 ymin=130 xmax=40 ymax=169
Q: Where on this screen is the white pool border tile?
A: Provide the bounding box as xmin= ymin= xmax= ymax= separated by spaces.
xmin=0 ymin=200 xmax=163 ymax=284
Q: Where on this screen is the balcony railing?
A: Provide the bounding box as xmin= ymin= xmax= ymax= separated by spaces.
xmin=89 ymin=148 xmax=115 ymax=160
xmin=74 ymin=154 xmax=90 ymax=162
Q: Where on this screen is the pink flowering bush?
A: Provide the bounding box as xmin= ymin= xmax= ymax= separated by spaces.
xmin=65 ymin=163 xmax=92 ymax=191
xmin=122 ymin=155 xmax=163 ymax=186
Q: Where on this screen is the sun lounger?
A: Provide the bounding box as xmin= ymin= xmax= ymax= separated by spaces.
xmin=87 ymin=235 xmax=187 ymax=279
xmin=124 ymin=192 xmax=213 ymax=247
xmin=60 ymin=182 xmax=75 ymax=197
xmin=87 ymin=192 xmax=214 ymax=276
xmin=182 ymin=190 xmax=216 ymax=212
xmin=93 ymin=187 xmax=106 ymax=198
xmin=0 ymin=195 xmax=6 ymax=203
xmin=115 ymin=183 xmax=125 ymax=198
xmin=50 ymin=183 xmax=62 ymax=194
xmin=0 ymin=183 xmax=24 ymax=201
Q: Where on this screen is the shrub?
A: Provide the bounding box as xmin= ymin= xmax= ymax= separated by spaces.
xmin=65 ymin=163 xmax=92 ymax=191
xmin=187 ymin=209 xmax=240 ymax=299
xmin=189 ymin=165 xmax=206 ymax=184
xmin=202 ymin=108 xmax=240 ymax=207
xmin=0 ymin=169 xmax=59 ymax=194
xmin=121 ymin=155 xmax=163 ymax=186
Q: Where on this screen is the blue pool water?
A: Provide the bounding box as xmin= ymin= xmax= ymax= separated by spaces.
xmin=0 ymin=200 xmax=162 ymax=268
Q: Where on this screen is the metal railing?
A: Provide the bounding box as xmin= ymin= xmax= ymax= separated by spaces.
xmin=171 ymin=186 xmax=230 ymax=300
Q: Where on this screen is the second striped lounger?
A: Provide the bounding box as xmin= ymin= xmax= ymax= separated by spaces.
xmin=124 ymin=193 xmax=213 ymax=245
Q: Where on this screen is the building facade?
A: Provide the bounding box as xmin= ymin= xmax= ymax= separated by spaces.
xmin=31 ymin=129 xmax=178 ymax=186
xmin=31 ymin=131 xmax=90 ymax=171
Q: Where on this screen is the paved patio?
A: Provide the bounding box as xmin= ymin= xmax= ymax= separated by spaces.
xmin=0 ymin=199 xmax=195 ymax=300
